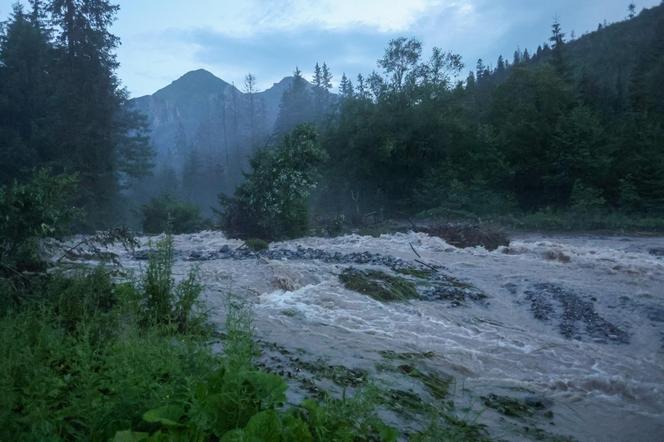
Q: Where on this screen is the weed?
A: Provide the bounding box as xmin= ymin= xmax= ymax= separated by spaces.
xmin=244 ymin=238 xmax=270 ymax=252
xmin=340 ymin=268 xmax=418 ymax=302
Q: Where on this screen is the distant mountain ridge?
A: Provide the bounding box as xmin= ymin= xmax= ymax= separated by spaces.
xmin=128 ymin=68 xmax=325 ymax=212
xmin=130 ymin=70 xmax=298 ymax=173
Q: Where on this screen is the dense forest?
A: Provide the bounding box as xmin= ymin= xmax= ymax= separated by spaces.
xmin=313 ymin=10 xmax=664 ymax=222
xmin=223 ymin=3 xmax=664 ymax=239
xmin=0 ymin=0 xmax=153 ymax=230
xmin=2 ymin=2 xmax=664 ymax=236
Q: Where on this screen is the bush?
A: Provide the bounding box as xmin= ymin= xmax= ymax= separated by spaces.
xmin=0 ymin=169 xmax=80 ymax=273
xmin=141 ymin=234 xmax=207 ymax=334
xmin=141 ymin=194 xmax=205 ymax=234
xmin=415 ymin=172 xmax=517 ymax=218
xmin=219 ymin=125 xmax=327 ymax=240
xmin=0 ymin=236 xmax=212 ymax=440
xmin=244 ymin=238 xmax=270 ymax=252
xmin=0 ymin=304 xmax=217 ymax=441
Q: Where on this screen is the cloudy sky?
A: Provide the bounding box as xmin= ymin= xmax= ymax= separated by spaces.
xmin=1 ymin=0 xmax=661 ymax=97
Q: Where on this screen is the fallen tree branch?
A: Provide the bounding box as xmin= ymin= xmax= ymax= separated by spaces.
xmin=409 ymin=242 xmax=422 ymax=259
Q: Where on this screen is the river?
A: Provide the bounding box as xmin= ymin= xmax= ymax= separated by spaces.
xmin=96 ymin=230 xmax=664 ymax=441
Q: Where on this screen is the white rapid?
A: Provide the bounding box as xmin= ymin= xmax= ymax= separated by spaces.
xmin=105 ymin=231 xmax=664 ymax=441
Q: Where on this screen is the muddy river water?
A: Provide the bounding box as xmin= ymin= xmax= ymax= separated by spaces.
xmin=97 ymin=231 xmax=664 ymax=441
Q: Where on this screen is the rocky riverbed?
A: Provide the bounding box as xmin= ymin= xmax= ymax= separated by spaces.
xmin=57 ymin=230 xmax=664 ymax=441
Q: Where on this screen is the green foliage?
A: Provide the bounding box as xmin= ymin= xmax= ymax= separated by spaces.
xmin=141 ymin=234 xmax=207 ymax=334
xmin=112 ymin=295 xmax=397 ymax=442
xmin=220 ymin=125 xmax=327 ymax=240
xmin=340 ymin=268 xmax=418 ymax=302
xmin=315 ymin=9 xmax=664 ymax=226
xmin=0 ymin=274 xmax=216 ymax=441
xmin=0 ymin=0 xmax=153 ymax=229
xmin=299 ymin=393 xmax=398 ymax=442
xmin=503 ymin=208 xmax=664 ymax=232
xmin=141 ymin=194 xmax=205 ymax=234
xmin=274 ymin=68 xmax=316 ymax=136
xmin=244 ymin=238 xmax=270 ymax=252
xmin=569 ymin=181 xmax=606 ymax=211
xmin=0 ymin=169 xmax=80 ymax=273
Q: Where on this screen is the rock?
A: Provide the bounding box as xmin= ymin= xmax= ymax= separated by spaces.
xmin=648 ymin=247 xmax=664 ymax=257
xmin=525 ymin=283 xmax=629 ymax=344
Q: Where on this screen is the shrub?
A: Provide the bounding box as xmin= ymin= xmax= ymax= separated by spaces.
xmin=219 ymin=125 xmax=327 ymax=240
xmin=244 ymin=238 xmax=270 ymax=252
xmin=415 ymin=174 xmax=517 ymax=218
xmin=0 ymin=303 xmax=217 ymax=441
xmin=141 ymin=234 xmax=206 ymax=333
xmin=0 ymin=169 xmax=80 ymax=273
xmin=141 ymin=194 xmax=205 ymax=234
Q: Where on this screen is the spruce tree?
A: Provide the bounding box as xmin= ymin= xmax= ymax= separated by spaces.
xmin=339 ymin=73 xmax=354 ymax=97
xmin=321 ymin=62 xmax=333 ymax=91
xmin=273 ymin=67 xmax=313 ymax=136
xmin=0 ymin=3 xmax=53 ymax=183
xmin=46 ymin=0 xmax=152 ymax=227
xmin=549 ymin=19 xmax=570 ymax=80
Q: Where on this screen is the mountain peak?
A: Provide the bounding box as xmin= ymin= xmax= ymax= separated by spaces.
xmin=179 ymin=68 xmax=220 ymax=81
xmin=153 ymin=68 xmax=230 ymax=99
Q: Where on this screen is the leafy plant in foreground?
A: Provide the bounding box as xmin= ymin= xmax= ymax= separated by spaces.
xmin=0 ymin=169 xmax=79 ymax=273
xmin=141 ymin=234 xmax=206 ymax=334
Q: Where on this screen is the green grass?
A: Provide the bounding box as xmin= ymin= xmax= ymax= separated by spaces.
xmin=340 ymin=268 xmax=419 ymax=302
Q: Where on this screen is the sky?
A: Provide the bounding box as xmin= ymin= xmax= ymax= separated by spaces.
xmin=0 ymin=0 xmax=661 ymax=97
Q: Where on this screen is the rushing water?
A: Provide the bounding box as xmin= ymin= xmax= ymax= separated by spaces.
xmin=83 ymin=231 xmax=664 ymax=441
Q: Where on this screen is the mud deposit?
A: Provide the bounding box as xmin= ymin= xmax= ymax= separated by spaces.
xmin=62 ymin=231 xmax=664 ymax=441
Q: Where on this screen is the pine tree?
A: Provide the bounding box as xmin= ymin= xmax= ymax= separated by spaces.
xmin=628 ymin=3 xmax=637 ymax=19
xmin=476 ymin=59 xmax=486 ymax=83
xmin=312 ymin=63 xmax=325 ymax=121
xmin=339 ymin=73 xmax=354 ymax=97
xmin=549 ymin=19 xmax=570 ymax=80
xmin=47 ymin=0 xmax=152 ymax=227
xmin=273 ymin=67 xmax=314 ymax=136
xmin=243 ymin=73 xmax=257 ymax=145
xmin=497 ymin=55 xmax=506 ymax=72
xmin=313 ymin=62 xmax=322 ymax=88
xmin=0 ymin=3 xmax=53 ymax=183
xmin=356 ymin=73 xmax=369 ymax=99
xmin=513 ymin=49 xmax=521 ymax=65
xmin=466 ymin=71 xmax=476 ymax=90
xmin=321 ymin=63 xmax=333 ymax=91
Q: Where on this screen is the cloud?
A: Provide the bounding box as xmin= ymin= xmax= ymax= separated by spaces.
xmin=169 ymin=25 xmax=394 ymax=89
xmin=251 ymin=0 xmax=447 ymax=33
xmin=53 ymin=0 xmax=664 ymax=96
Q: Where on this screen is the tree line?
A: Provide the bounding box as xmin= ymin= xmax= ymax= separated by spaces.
xmin=298 ymin=12 xmax=664 ymax=222
xmin=0 ymin=0 xmax=153 ymax=230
